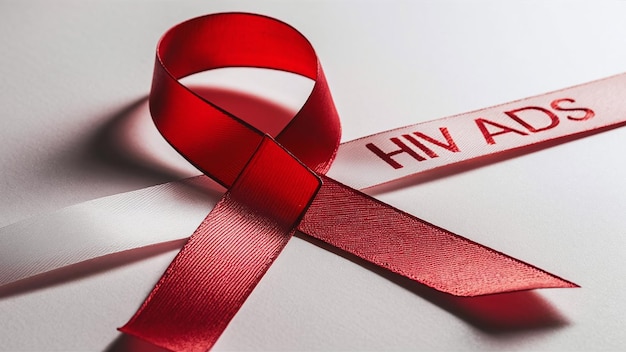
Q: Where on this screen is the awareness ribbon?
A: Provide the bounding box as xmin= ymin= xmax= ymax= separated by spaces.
xmin=117 ymin=13 xmax=577 ymax=351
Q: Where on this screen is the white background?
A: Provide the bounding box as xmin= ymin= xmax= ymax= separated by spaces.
xmin=1 ymin=1 xmax=626 ymax=351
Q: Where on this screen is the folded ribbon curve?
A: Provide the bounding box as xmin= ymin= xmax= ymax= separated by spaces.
xmin=119 ymin=13 xmax=576 ymax=351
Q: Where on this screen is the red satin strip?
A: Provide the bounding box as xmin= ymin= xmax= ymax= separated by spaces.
xmin=302 ymin=176 xmax=573 ymax=296
xmin=121 ymin=137 xmax=321 ymax=351
xmin=120 ymin=13 xmax=576 ymax=351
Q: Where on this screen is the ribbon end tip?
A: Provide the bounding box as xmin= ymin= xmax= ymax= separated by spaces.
xmin=541 ymin=270 xmax=579 ymax=290
xmin=555 ymin=279 xmax=580 ymax=289
xmin=519 ymin=275 xmax=580 ymax=293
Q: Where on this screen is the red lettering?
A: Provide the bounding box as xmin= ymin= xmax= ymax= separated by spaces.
xmin=366 ymin=128 xmax=459 ymax=169
xmin=505 ymin=106 xmax=560 ymax=132
xmin=475 ymin=118 xmax=528 ymax=145
xmin=406 ymin=127 xmax=460 ymax=157
xmin=550 ymin=98 xmax=595 ymax=121
xmin=403 ymin=134 xmax=437 ymax=158
xmin=366 ymin=138 xmax=426 ymax=169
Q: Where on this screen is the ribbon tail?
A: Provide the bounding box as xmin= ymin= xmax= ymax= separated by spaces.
xmin=298 ymin=175 xmax=578 ymax=297
xmin=120 ymin=137 xmax=322 ymax=351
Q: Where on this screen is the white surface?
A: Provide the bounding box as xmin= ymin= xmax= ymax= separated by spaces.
xmin=1 ymin=1 xmax=626 ymax=351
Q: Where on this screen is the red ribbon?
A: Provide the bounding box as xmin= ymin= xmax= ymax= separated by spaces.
xmin=119 ymin=13 xmax=576 ymax=351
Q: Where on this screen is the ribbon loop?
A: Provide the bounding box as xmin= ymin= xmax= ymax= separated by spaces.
xmin=150 ymin=13 xmax=340 ymax=186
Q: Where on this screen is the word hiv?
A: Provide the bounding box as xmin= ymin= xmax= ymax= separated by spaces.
xmin=367 ymin=98 xmax=594 ymax=169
